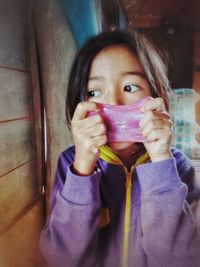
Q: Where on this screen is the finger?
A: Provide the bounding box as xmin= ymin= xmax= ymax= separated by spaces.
xmin=140 ymin=110 xmax=171 ymax=129
xmin=72 ymin=118 xmax=106 ymax=143
xmin=71 ymin=115 xmax=105 ymax=139
xmin=87 ymin=135 xmax=107 ymax=155
xmin=78 ymin=114 xmax=104 ymax=129
xmin=72 ymin=101 xmax=102 ymax=121
xmin=92 ymin=134 xmax=108 ymax=147
xmin=87 ymin=122 xmax=107 ymax=138
xmin=142 ymin=119 xmax=173 ymax=137
xmin=142 ymin=97 xmax=165 ymax=112
xmin=144 ymin=128 xmax=173 ymax=143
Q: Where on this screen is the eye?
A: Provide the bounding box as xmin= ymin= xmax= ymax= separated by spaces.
xmin=87 ymin=89 xmax=102 ymax=98
xmin=123 ymin=84 xmax=140 ymax=93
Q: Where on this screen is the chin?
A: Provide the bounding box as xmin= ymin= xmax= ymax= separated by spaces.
xmin=107 ymin=141 xmax=139 ymax=151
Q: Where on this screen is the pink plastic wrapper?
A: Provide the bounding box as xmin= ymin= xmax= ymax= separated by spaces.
xmin=88 ymin=96 xmax=152 ymax=142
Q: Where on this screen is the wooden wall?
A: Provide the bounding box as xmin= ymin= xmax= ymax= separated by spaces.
xmin=31 ymin=0 xmax=77 ymax=210
xmin=0 ymin=0 xmax=78 ymax=265
xmin=0 ymin=0 xmax=45 ymax=266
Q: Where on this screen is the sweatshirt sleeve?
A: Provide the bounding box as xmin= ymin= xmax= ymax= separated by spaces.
xmin=39 ymin=149 xmax=102 ymax=267
xmin=136 ymin=155 xmax=200 ymax=267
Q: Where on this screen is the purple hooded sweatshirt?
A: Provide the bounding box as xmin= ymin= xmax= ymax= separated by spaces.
xmin=40 ymin=146 xmax=200 ymax=267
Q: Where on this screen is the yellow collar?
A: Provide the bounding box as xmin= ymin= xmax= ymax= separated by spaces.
xmin=99 ymin=145 xmax=149 ymax=168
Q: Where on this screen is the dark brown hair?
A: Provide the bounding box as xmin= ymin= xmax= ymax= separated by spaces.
xmin=66 ymin=29 xmax=170 ymax=128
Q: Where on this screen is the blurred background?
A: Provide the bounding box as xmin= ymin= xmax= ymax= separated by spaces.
xmin=121 ymin=0 xmax=200 ymax=90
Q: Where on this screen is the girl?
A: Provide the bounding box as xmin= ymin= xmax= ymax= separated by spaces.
xmin=40 ymin=29 xmax=200 ymax=267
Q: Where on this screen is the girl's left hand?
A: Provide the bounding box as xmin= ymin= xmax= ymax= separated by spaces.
xmin=139 ymin=97 xmax=173 ymax=162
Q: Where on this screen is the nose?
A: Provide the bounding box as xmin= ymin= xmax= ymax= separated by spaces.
xmin=104 ymin=90 xmax=123 ymax=105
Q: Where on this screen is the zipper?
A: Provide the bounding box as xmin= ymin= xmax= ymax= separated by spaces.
xmin=99 ymin=145 xmax=150 ymax=267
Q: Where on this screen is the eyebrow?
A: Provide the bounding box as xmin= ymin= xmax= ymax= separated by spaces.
xmin=88 ymin=76 xmax=104 ymax=81
xmin=88 ymin=71 xmax=147 ymax=82
xmin=121 ymin=71 xmax=147 ymax=80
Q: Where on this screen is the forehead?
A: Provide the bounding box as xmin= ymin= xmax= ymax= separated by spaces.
xmin=89 ymin=44 xmax=144 ymax=74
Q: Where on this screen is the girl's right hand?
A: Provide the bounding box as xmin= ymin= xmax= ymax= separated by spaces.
xmin=71 ymin=101 xmax=107 ymax=176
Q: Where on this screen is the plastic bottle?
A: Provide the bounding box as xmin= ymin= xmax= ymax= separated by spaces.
xmin=169 ymin=88 xmax=200 ymax=158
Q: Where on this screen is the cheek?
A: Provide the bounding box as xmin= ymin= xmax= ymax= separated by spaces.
xmin=143 ymin=83 xmax=152 ymax=96
xmin=124 ymin=91 xmax=151 ymax=105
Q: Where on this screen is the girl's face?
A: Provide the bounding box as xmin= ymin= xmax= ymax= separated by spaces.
xmin=87 ymin=44 xmax=151 ymax=105
xmin=86 ymin=44 xmax=151 ymax=151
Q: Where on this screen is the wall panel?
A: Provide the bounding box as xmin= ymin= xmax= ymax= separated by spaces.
xmin=0 ymin=69 xmax=31 ymax=121
xmin=32 ymin=0 xmax=76 ymax=208
xmin=0 ymin=0 xmax=45 ymax=266
xmin=0 ymin=120 xmax=35 ymax=176
xmin=0 ymin=161 xmax=38 ymax=232
xmin=0 ymin=198 xmax=46 ymax=267
xmin=0 ymin=16 xmax=29 ymax=71
xmin=0 ymin=0 xmax=28 ymax=25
